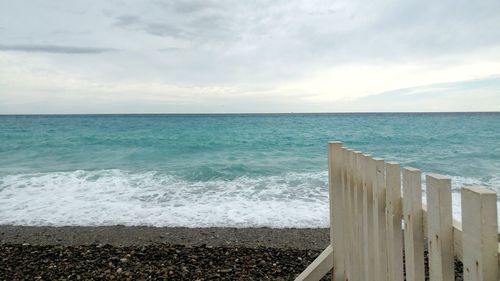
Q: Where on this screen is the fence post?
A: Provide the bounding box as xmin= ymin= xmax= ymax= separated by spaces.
xmin=354 ymin=151 xmax=365 ymax=281
xmin=426 ymin=174 xmax=454 ymax=281
xmin=328 ymin=142 xmax=344 ymax=281
xmin=347 ymin=149 xmax=358 ymax=281
xmin=342 ymin=147 xmax=352 ymax=280
xmin=462 ymin=186 xmax=498 ymax=281
xmin=343 ymin=148 xmax=354 ymax=280
xmin=373 ymin=158 xmax=388 ymax=281
xmin=403 ymin=167 xmax=425 ymax=281
xmin=363 ymin=155 xmax=375 ymax=280
xmin=386 ymin=162 xmax=404 ymax=281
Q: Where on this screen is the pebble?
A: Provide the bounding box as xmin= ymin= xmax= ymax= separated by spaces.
xmin=219 ymin=268 xmax=232 ymax=273
xmin=0 ymin=243 xmax=464 ymax=280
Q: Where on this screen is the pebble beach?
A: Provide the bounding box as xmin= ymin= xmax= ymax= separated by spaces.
xmin=1 ymin=225 xmax=470 ymax=280
xmin=0 ymin=226 xmax=330 ymax=280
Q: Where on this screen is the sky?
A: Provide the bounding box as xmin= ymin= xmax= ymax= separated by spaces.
xmin=0 ymin=0 xmax=499 ymax=113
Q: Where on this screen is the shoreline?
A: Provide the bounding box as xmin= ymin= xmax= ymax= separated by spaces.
xmin=0 ymin=225 xmax=330 ymax=250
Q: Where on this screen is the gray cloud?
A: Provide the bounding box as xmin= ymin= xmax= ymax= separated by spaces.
xmin=96 ymin=0 xmax=500 ymax=84
xmin=113 ymin=15 xmax=187 ymax=39
xmin=112 ymin=10 xmax=230 ymax=41
xmin=144 ymin=23 xmax=187 ymax=38
xmin=114 ymin=15 xmax=141 ymax=27
xmin=154 ymin=0 xmax=223 ymax=14
xmin=107 ymin=0 xmax=500 ymax=68
xmin=157 ymin=47 xmax=184 ymax=52
xmin=0 ymin=44 xmax=117 ymax=54
xmin=1 ymin=0 xmax=500 ymax=113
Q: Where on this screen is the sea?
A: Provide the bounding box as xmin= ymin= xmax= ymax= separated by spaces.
xmin=0 ymin=113 xmax=499 ymax=228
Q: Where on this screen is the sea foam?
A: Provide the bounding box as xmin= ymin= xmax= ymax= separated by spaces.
xmin=0 ymin=169 xmax=329 ymax=228
xmin=0 ymin=169 xmax=497 ymax=228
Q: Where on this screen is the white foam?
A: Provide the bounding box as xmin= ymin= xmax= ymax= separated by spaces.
xmin=1 ymin=170 xmax=498 ymax=228
xmin=422 ymin=174 xmax=500 ymax=227
xmin=0 ymin=170 xmax=330 ymax=228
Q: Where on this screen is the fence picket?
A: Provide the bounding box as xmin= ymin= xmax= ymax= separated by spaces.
xmin=462 ymin=186 xmax=498 ymax=281
xmin=343 ymin=149 xmax=352 ymax=280
xmin=363 ymin=155 xmax=375 ymax=280
xmin=426 ymin=174 xmax=454 ymax=281
xmin=386 ymin=162 xmax=404 ymax=281
xmin=373 ymin=158 xmax=388 ymax=281
xmin=343 ymin=148 xmax=354 ymax=280
xmin=348 ymin=148 xmax=356 ymax=280
xmin=328 ymin=142 xmax=344 ymax=281
xmin=355 ymin=151 xmax=365 ymax=281
xmin=403 ymin=167 xmax=425 ymax=281
xmin=340 ymin=147 xmax=351 ymax=280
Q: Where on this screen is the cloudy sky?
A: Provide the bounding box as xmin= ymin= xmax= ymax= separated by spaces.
xmin=1 ymin=0 xmax=499 ymax=113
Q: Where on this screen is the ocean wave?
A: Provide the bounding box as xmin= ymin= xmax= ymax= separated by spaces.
xmin=0 ymin=169 xmax=330 ymax=227
xmin=0 ymin=169 xmax=498 ymax=227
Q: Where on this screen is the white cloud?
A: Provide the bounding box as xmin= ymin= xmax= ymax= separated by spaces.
xmin=279 ymin=60 xmax=500 ymax=102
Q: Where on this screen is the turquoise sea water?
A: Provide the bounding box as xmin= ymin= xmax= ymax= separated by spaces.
xmin=0 ymin=113 xmax=499 ymax=227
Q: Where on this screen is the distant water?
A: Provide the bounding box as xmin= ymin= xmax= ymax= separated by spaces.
xmin=0 ymin=113 xmax=499 ymax=227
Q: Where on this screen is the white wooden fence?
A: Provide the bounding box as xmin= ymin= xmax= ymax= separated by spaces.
xmin=296 ymin=141 xmax=499 ymax=281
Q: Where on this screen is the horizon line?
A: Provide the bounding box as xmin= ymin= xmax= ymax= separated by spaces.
xmin=0 ymin=111 xmax=499 ymax=116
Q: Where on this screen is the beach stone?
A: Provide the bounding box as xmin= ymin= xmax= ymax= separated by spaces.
xmin=219 ymin=268 xmax=232 ymax=273
xmin=0 ymin=242 xmax=464 ymax=280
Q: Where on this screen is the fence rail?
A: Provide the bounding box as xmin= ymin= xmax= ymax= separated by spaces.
xmin=296 ymin=141 xmax=499 ymax=281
